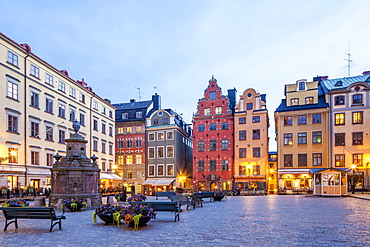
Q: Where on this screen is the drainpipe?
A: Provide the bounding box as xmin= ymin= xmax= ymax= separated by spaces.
xmin=24 ymin=50 xmax=30 ymax=187
xmin=328 ymin=94 xmax=332 ymax=168
xmin=89 ymin=93 xmax=96 ymax=158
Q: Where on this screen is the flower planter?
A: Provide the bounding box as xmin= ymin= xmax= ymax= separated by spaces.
xmin=97 ymin=214 xmax=115 ymax=225
xmin=65 ymin=203 xmax=85 ymax=211
xmin=213 ymin=196 xmax=224 ymax=201
xmin=128 ymin=216 xmax=151 ymax=227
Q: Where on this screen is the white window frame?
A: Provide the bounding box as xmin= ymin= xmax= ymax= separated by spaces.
xmin=166 ymin=146 xmax=174 ymax=158
xmin=6 ymin=109 xmax=20 ymax=133
xmin=45 ymin=124 xmax=54 ymax=141
xmin=58 ymin=102 xmax=66 ymax=118
xmin=148 ymin=147 xmax=155 ymax=159
xmin=166 ymin=164 xmax=174 ymax=176
xmin=93 ymin=101 xmax=98 ymax=110
xmin=148 ymin=133 xmax=155 ymax=141
xmin=157 ymin=164 xmax=165 ymax=176
xmin=136 ymin=154 xmax=142 ymax=164
xmin=69 ymin=87 xmax=76 ymax=98
xmin=148 ymin=165 xmax=155 ymax=177
xmin=45 ymin=73 xmax=54 ymax=86
xmin=58 ymin=81 xmax=66 ymax=92
xmin=166 ymin=131 xmax=174 ymax=140
xmin=157 ymin=132 xmax=164 ymax=141
xmin=102 ymin=106 xmax=106 ymax=115
xmin=122 ymin=113 xmax=128 ymax=119
xmin=157 ymin=146 xmax=164 ymax=158
xmin=79 ymin=93 xmax=85 ymax=103
xmin=7 ymin=50 xmax=18 ymax=67
xmin=7 ymin=77 xmax=19 ymax=100
xmin=30 ymin=64 xmax=40 ymax=78
xmin=136 ymin=111 xmax=142 ymax=118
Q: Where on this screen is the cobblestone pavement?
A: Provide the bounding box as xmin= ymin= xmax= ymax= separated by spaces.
xmin=1 ymin=195 xmax=370 ymax=246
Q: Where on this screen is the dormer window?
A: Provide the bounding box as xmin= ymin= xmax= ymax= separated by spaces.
xmin=335 ymin=81 xmax=343 ymax=87
xmin=305 ymin=97 xmax=314 ymax=105
xmin=335 ymin=96 xmax=345 ymax=105
xmin=291 ymin=98 xmax=299 ymax=106
xmin=210 ymin=92 xmax=216 ymax=100
xmin=298 ymin=81 xmax=306 ymax=90
xmin=122 ymin=113 xmax=128 ymax=119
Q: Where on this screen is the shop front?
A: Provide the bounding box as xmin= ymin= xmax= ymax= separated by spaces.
xmin=143 ymin=178 xmax=175 ymax=196
xmin=278 ymin=169 xmax=312 ymax=194
xmin=311 ymin=168 xmax=349 ymax=197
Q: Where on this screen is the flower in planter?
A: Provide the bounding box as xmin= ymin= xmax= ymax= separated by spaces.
xmin=2 ymin=199 xmax=29 ymax=207
xmin=120 ymin=204 xmax=156 ymax=230
xmin=92 ymin=203 xmax=123 ymax=226
xmin=127 ymin=194 xmax=147 ymax=202
xmin=62 ymin=198 xmax=87 ymax=211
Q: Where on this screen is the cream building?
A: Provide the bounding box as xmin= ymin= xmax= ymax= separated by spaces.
xmin=0 ymin=32 xmax=116 ymax=191
xmin=234 ymin=88 xmax=269 ymax=190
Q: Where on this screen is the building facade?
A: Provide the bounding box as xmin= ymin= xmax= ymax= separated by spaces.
xmin=113 ymin=94 xmax=159 ymax=194
xmin=234 ymin=88 xmax=269 ymax=190
xmin=275 ymin=78 xmax=329 ymax=193
xmin=145 ymin=109 xmax=192 ymax=195
xmin=192 ymin=76 xmax=236 ymax=191
xmin=0 ymin=32 xmax=115 ymax=190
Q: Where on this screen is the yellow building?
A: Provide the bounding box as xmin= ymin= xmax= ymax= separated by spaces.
xmin=0 ymin=33 xmax=116 ymax=190
xmin=274 ymin=78 xmax=329 ymax=193
xmin=234 ymin=88 xmax=269 ymax=190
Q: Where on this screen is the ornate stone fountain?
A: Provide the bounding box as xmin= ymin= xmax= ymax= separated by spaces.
xmin=49 ymin=120 xmax=101 ymax=207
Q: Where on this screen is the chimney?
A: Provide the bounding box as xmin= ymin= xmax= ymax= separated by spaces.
xmin=104 ymin=99 xmax=111 ymax=104
xmin=152 ymin=93 xmax=161 ymax=110
xmin=130 ymin=99 xmax=136 ymax=103
xmin=260 ymin=94 xmax=267 ymax=103
xmin=313 ymin=75 xmax=328 ymax=81
xmin=227 ymin=88 xmax=237 ymax=112
xmin=363 ymin=71 xmax=370 ymax=75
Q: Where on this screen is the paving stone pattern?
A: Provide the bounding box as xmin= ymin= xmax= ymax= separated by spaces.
xmin=1 ymin=195 xmax=370 ymax=246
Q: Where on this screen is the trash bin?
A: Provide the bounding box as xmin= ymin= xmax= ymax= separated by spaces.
xmin=35 ymin=198 xmax=46 ymax=207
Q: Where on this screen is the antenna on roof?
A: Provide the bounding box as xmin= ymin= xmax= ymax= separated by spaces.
xmin=135 ymin=87 xmax=141 ymax=101
xmin=344 ymin=36 xmax=353 ymax=77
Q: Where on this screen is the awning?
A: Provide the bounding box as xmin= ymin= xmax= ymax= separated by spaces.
xmin=152 ymin=178 xmax=175 ymax=186
xmin=100 ymin=173 xmax=122 ymax=180
xmin=26 ymin=167 xmax=51 ymax=176
xmin=143 ymin=179 xmax=157 ymax=185
xmin=0 ymin=165 xmax=26 ymax=173
xmin=278 ymin=169 xmax=310 ymax=175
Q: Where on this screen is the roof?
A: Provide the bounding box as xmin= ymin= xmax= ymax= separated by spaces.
xmin=275 ymin=95 xmax=328 ymax=113
xmin=321 ymin=74 xmax=370 ymax=91
xmin=113 ymin=100 xmax=152 ymax=110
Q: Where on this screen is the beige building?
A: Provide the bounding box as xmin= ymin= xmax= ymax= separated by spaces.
xmin=274 ymin=78 xmax=329 ymax=193
xmin=234 ymin=88 xmax=269 ymax=190
xmin=0 ymin=33 xmax=116 ymax=190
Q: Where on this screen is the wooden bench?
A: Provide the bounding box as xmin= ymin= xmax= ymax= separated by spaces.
xmin=155 ymin=191 xmax=176 ymax=200
xmin=169 ymin=195 xmax=197 ymax=210
xmin=130 ymin=201 xmax=182 ymax=221
xmin=193 ymin=192 xmax=215 ymax=202
xmin=1 ymin=207 xmax=66 ymax=232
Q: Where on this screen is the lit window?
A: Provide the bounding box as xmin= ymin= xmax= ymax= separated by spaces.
xmin=352 ymin=111 xmax=363 ymax=124
xmin=290 ymin=98 xmax=299 ymax=106
xmin=157 ymin=147 xmax=164 ymax=158
xmin=204 ymin=108 xmax=210 ymax=116
xmin=166 ymin=131 xmax=173 ymax=139
xmin=284 ymin=133 xmax=293 ymax=145
xmin=126 ymin=127 xmax=132 ymax=133
xmin=126 ymin=155 xmax=133 ymax=164
xmin=166 ymin=146 xmax=174 ymax=158
xmin=284 ymin=116 xmax=292 ymax=126
xmin=167 ymin=165 xmax=174 ymax=176
xmin=305 ymin=97 xmax=314 ymax=104
xmin=335 ymin=154 xmax=345 ymax=167
xmin=8 ymin=148 xmax=18 ymax=163
xmin=353 ymin=154 xmax=363 ymax=166
xmin=136 ymin=154 xmax=142 ymax=164
xmin=312 ymin=131 xmax=322 ymax=144
xmin=335 ymin=113 xmax=345 ymax=125
xmin=215 ymin=106 xmax=222 ymax=114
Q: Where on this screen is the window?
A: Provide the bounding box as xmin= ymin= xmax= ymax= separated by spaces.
xmin=7 ymin=115 xmax=18 ymax=133
xmin=101 ymin=122 xmax=106 ymax=134
xmin=221 ymin=139 xmax=229 ymax=150
xmin=117 ymin=127 xmax=124 ymax=134
xmin=353 ymin=94 xmax=363 ymax=104
xmin=305 ymin=97 xmax=314 ymax=104
xmin=122 ymin=113 xmax=128 ymax=119
xmin=157 ymin=165 xmax=164 ymax=176
xmin=45 ymin=73 xmax=53 ymax=86
xmin=117 ymin=155 xmax=124 ymax=165
xmin=79 ymin=93 xmax=85 ymax=103
xmin=204 ymin=108 xmax=210 ymax=116
xmin=126 ymin=155 xmax=133 ymax=164
xmin=312 ymin=153 xmax=322 ymax=166
xmin=69 ymin=87 xmax=76 ymax=98
xmin=239 ymin=130 xmax=246 ymax=141
xmin=335 ymin=154 xmax=345 ymax=167
xmin=253 ymin=165 xmax=260 ymax=175
xmin=93 ymin=119 xmax=98 ymax=131
xmin=93 ymin=101 xmax=98 ymax=110
xmin=148 ymin=133 xmax=155 ymax=141
xmin=166 ymin=131 xmax=173 ymax=139
xmin=239 ymin=117 xmax=246 ymax=124
xmin=335 ymin=113 xmax=345 ymax=125
xmin=136 ymin=111 xmax=142 ymax=118
xmin=246 ymin=103 xmax=253 ymax=110
xmin=353 ymin=132 xmax=363 ymax=145
xmin=109 ymin=111 xmax=113 ymax=118
xmin=101 ymin=142 xmax=106 ymax=153
xmin=30 ymin=64 xmax=40 ymax=78
xmin=253 ymin=147 xmax=260 ymax=157
xmin=136 ymin=140 xmax=142 ymax=148
xmin=298 ymin=154 xmax=307 ymax=167
xmin=158 ymin=133 xmax=164 ymax=140
xmin=30 ymin=91 xmax=40 ymax=108
xmin=8 ymin=148 xmax=18 ymax=163
xmin=136 ymin=154 xmax=142 ymax=164
xmin=7 ymin=51 xmax=18 ymax=66
xmin=210 ymin=92 xmax=216 ymax=100
xmin=221 ymin=122 xmax=229 ymax=129
xmin=352 ymin=112 xmax=363 ymax=124
xmin=46 ymin=153 xmax=54 ymax=166
xmin=80 ymin=113 xmax=85 ymax=126
xmin=297 ymin=132 xmax=307 ymax=144
xmin=126 ymin=127 xmax=132 ymax=133
xmin=70 ymin=108 xmax=76 ymax=122
xmin=167 ymin=146 xmax=174 ymax=158
xmin=7 ymin=77 xmax=19 ymax=100
xmin=109 ymin=143 xmax=113 ymax=155
xmin=58 ymin=103 xmax=66 ymax=118
xmin=253 ymin=129 xmax=260 ymax=140
xmin=284 ymin=116 xmax=292 ymax=126
xmin=46 ymin=126 xmax=53 ymax=141
xmin=210 ymin=124 xmax=216 ymax=130
xmin=127 ymin=140 xmax=133 ymax=148
xmin=239 ymin=148 xmax=246 ymax=158
xmin=298 ymin=115 xmax=307 ymax=125
xmin=335 ymin=133 xmax=345 ymax=146
xmin=59 ymin=129 xmax=65 ymax=143
xmin=290 ymin=98 xmax=299 ymax=106
xmin=252 ymin=116 xmax=260 ymax=123
xmin=335 ymin=96 xmax=345 ymax=105
xmin=284 ymin=133 xmax=293 ymax=145
xmin=215 ymin=106 xmax=222 ymax=114
xmin=210 ymin=160 xmax=216 ymax=171
xmin=93 ymin=139 xmax=98 ymax=151
xmin=198 ymin=161 xmax=205 ymax=171
xmin=239 ymin=166 xmax=246 ymax=175
xmin=127 ymin=171 xmax=133 ymax=179
xmin=136 ymin=126 xmax=142 ymax=133
xmin=221 ymin=160 xmax=229 ymax=170
xmin=298 ymin=81 xmax=305 ymax=90
xmin=31 ymin=151 xmax=40 ymax=165
xmin=45 ymin=98 xmax=53 ymax=114
xmin=312 ymin=114 xmax=321 ymax=124
xmin=157 ymin=147 xmax=164 ymax=158
xmin=210 ymin=140 xmax=217 ymax=150
xmin=117 ymin=140 xmax=123 ymax=148
xmin=198 ymin=141 xmax=205 ymax=151
xmin=284 ymin=154 xmax=293 ymax=167
xmin=30 ymin=121 xmax=39 ymax=138
xmin=353 ymin=154 xmax=363 ymax=166
xmin=148 ymin=165 xmax=155 ymax=176
xmin=58 ymin=81 xmax=66 ymax=92
xmin=198 ymin=125 xmax=205 ymax=131
xmin=101 ymin=106 xmax=106 ymax=115
xmin=312 ymin=131 xmax=322 ymax=144
xmin=167 ymin=165 xmax=174 ymax=176
xmin=153 ymin=119 xmax=159 ymax=125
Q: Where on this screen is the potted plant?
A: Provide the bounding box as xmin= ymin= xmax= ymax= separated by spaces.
xmin=93 ymin=203 xmax=123 ymax=225
xmin=127 ymin=194 xmax=147 ymax=202
xmin=62 ymin=198 xmax=87 ymax=211
xmin=2 ymin=199 xmax=29 ymax=207
xmin=213 ymin=191 xmax=225 ymax=201
xmin=115 ymin=193 xmax=127 ymax=202
xmin=121 ymin=204 xmax=156 ymax=230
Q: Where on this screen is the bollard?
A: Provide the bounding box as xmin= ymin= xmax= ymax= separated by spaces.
xmin=86 ymin=198 xmax=92 ymax=208
xmin=108 ymin=196 xmax=114 ymax=204
xmin=35 ymin=198 xmax=46 ymax=207
xmin=57 ymin=199 xmax=64 ymax=209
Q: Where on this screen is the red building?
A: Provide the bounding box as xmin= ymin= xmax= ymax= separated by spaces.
xmin=192 ymin=76 xmax=236 ymax=191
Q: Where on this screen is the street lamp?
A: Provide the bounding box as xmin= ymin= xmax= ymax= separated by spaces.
xmin=351 ymin=164 xmax=357 ymax=194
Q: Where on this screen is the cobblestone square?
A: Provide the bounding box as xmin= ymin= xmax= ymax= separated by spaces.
xmin=1 ymin=195 xmax=370 ymax=246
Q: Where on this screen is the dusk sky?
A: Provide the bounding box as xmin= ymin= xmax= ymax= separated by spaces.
xmin=1 ymin=1 xmax=370 ymax=150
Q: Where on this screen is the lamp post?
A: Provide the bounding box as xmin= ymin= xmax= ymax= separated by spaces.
xmin=246 ymin=164 xmax=251 ymax=189
xmin=351 ymin=164 xmax=357 ymax=194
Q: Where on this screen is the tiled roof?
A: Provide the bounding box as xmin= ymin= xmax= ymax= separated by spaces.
xmin=321 ymin=74 xmax=370 ymax=91
xmin=113 ymin=100 xmax=152 ymax=110
xmin=275 ymin=95 xmax=328 ymax=113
